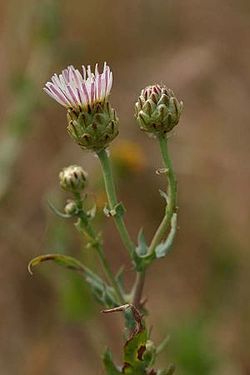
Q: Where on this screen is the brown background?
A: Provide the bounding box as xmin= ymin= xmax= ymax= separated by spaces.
xmin=0 ymin=0 xmax=249 ymax=374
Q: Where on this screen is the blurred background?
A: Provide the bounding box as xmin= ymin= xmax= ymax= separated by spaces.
xmin=0 ymin=0 xmax=249 ymax=374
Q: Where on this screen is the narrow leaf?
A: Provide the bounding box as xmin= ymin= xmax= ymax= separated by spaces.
xmin=115 ymin=266 xmax=125 ymax=293
xmin=156 ymin=335 xmax=170 ymax=355
xmin=48 ymin=200 xmax=71 ymax=219
xmin=136 ymin=228 xmax=148 ymax=256
xmin=28 ymin=253 xmax=118 ymax=308
xmin=155 ymin=214 xmax=177 ymax=258
xmin=159 ymin=189 xmax=168 ymax=203
xmin=28 ymin=253 xmax=85 ymax=275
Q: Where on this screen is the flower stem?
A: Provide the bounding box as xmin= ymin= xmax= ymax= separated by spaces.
xmin=132 ymin=270 xmax=145 ymax=309
xmin=149 ymin=135 xmax=177 ymax=254
xmin=76 ymin=215 xmax=125 ymax=304
xmin=97 ymin=148 xmax=135 ymax=258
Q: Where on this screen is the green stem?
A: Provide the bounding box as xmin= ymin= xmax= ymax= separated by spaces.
xmin=132 ymin=270 xmax=145 ymax=309
xmin=76 ymin=215 xmax=125 ymax=304
xmin=97 ymin=148 xmax=135 ymax=258
xmin=149 ymin=135 xmax=177 ymax=254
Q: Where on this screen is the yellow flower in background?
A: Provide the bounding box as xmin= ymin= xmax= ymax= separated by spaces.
xmin=111 ymin=140 xmax=147 ymax=173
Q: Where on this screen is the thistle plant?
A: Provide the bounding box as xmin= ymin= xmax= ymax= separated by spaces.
xmin=30 ymin=62 xmax=183 ymax=374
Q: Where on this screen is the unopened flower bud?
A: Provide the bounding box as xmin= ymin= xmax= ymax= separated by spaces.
xmin=135 ymin=85 xmax=183 ymax=135
xmin=59 ymin=165 xmax=87 ymax=193
xmin=64 ymin=200 xmax=78 ymax=215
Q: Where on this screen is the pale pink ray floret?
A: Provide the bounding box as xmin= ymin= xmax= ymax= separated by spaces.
xmin=44 ymin=62 xmax=113 ymax=110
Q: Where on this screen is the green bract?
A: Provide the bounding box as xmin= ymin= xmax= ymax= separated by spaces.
xmin=135 ymin=85 xmax=183 ymax=135
xmin=67 ymin=102 xmax=119 ymax=151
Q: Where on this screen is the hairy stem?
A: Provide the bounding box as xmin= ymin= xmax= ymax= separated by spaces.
xmin=149 ymin=135 xmax=177 ymax=254
xmin=97 ymin=148 xmax=135 ymax=258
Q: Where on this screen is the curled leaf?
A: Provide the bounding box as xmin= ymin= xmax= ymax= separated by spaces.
xmin=28 ymin=253 xmax=118 ymax=308
xmin=28 ymin=253 xmax=85 ymax=275
xmin=48 ymin=200 xmax=71 ymax=219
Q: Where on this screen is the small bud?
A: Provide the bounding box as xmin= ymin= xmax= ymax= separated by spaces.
xmin=135 ymin=85 xmax=183 ymax=135
xmin=64 ymin=200 xmax=78 ymax=215
xmin=59 ymin=165 xmax=87 ymax=193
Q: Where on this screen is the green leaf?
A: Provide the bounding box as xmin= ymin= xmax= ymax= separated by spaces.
xmin=28 ymin=253 xmax=118 ymax=308
xmin=115 ymin=267 xmax=125 ymax=293
xmin=136 ymin=229 xmax=148 ymax=256
xmin=159 ymin=189 xmax=169 ymax=203
xmin=102 ymin=348 xmax=121 ymax=375
xmin=122 ymin=305 xmax=148 ymax=373
xmin=28 ymin=253 xmax=85 ymax=274
xmin=48 ymin=200 xmax=71 ymax=219
xmin=123 ymin=328 xmax=148 ymax=374
xmin=156 ymin=335 xmax=170 ymax=355
xmin=132 ymin=229 xmax=154 ymax=272
xmin=84 ymin=272 xmax=117 ymax=308
xmin=155 ymin=214 xmax=177 ymax=258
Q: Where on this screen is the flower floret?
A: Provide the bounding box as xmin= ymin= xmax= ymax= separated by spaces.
xmin=44 ymin=62 xmax=113 ymax=110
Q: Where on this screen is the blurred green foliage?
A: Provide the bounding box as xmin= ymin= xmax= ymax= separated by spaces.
xmin=169 ymin=317 xmax=217 ymax=374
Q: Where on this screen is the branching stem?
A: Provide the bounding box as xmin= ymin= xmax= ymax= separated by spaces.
xmin=97 ymin=148 xmax=135 ymax=258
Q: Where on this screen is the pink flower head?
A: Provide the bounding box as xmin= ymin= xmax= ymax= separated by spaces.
xmin=44 ymin=62 xmax=113 ymax=110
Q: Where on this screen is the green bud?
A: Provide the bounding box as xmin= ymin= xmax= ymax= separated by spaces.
xmin=59 ymin=165 xmax=87 ymax=193
xmin=135 ymin=85 xmax=183 ymax=135
xmin=67 ymin=102 xmax=119 ymax=151
xmin=64 ymin=200 xmax=78 ymax=215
